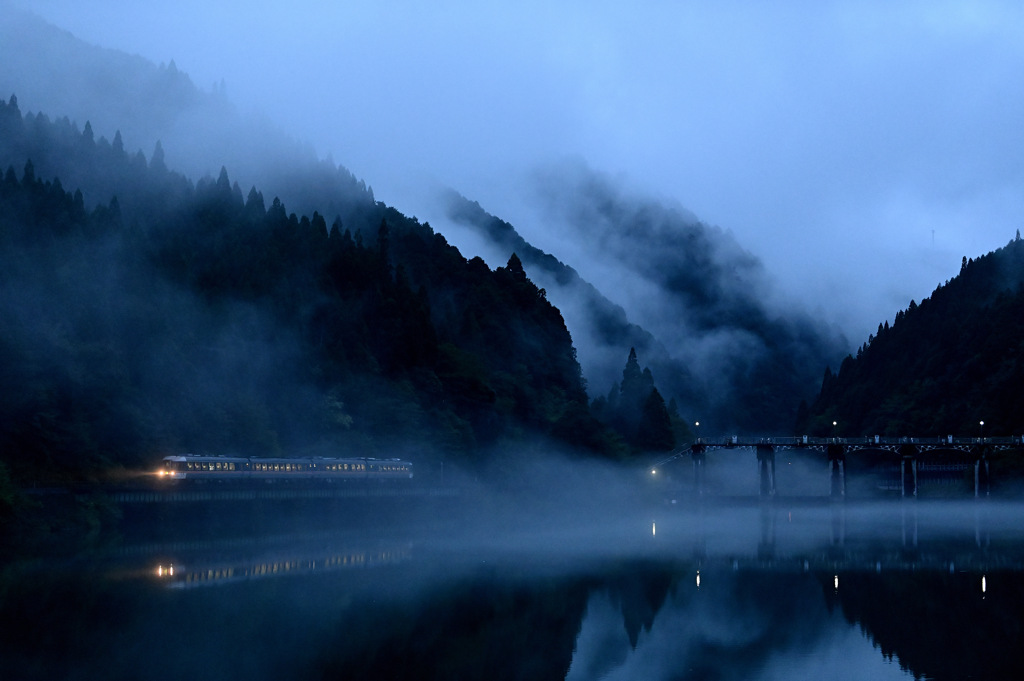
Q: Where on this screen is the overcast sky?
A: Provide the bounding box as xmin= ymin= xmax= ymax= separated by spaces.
xmin=15 ymin=0 xmax=1024 ymax=340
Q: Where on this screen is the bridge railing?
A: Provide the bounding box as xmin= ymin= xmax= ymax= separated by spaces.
xmin=648 ymin=435 xmax=1022 ymax=472
xmin=690 ymin=435 xmax=1023 ymax=447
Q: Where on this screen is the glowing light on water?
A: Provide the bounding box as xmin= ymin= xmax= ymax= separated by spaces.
xmin=834 ymin=575 xmax=839 ymax=590
xmin=982 ymin=575 xmax=987 ymax=594
xmin=652 ymin=522 xmax=656 ymax=536
xmin=696 ymin=571 xmax=701 ymax=588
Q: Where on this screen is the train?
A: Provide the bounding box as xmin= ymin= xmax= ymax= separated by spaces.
xmin=157 ymin=454 xmax=413 ymax=482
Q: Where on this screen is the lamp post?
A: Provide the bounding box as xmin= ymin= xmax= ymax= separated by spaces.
xmin=832 ymin=421 xmax=838 ymax=443
xmin=980 ymin=420 xmax=985 ymax=443
xmin=695 ymin=421 xmax=701 ymax=443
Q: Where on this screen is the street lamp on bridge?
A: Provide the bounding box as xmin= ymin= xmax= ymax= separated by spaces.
xmin=980 ymin=420 xmax=985 ymax=442
xmin=695 ymin=421 xmax=701 ymax=442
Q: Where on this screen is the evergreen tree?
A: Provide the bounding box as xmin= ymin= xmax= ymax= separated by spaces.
xmin=637 ymin=388 xmax=674 ymax=451
xmin=150 ymin=140 xmax=166 ymax=172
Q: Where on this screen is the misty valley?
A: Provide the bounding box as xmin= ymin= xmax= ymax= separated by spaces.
xmin=5 ymin=6 xmax=1024 ymax=680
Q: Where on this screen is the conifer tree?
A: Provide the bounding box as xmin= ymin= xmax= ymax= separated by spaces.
xmin=637 ymin=388 xmax=674 ymax=451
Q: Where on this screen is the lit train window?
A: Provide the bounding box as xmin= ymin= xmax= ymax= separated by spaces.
xmin=229 ymin=463 xmax=235 ymax=471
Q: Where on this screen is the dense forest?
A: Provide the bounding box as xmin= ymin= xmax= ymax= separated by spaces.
xmin=0 ymin=94 xmax=695 ymax=485
xmin=799 ymin=235 xmax=1024 ymax=437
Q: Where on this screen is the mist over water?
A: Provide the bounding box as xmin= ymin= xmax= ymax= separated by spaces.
xmin=5 ymin=481 xmax=1023 ymax=680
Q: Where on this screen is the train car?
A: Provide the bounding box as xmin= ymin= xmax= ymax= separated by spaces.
xmin=247 ymin=457 xmax=317 ymax=479
xmin=310 ymin=457 xmax=370 ymax=481
xmin=364 ymin=459 xmax=415 ymax=480
xmin=158 ymin=454 xmax=251 ymax=480
xmin=157 ymin=455 xmax=413 ymax=482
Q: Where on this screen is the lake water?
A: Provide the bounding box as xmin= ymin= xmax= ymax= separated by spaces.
xmin=2 ymin=493 xmax=1023 ymax=680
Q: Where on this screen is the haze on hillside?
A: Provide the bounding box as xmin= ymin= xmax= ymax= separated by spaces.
xmin=7 ymin=0 xmax=1024 ymax=345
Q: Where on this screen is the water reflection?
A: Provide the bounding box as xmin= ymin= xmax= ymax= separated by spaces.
xmin=152 ymin=544 xmax=411 ymax=589
xmin=2 ymin=500 xmax=1024 ymax=680
xmin=567 ymin=570 xmax=912 ymax=681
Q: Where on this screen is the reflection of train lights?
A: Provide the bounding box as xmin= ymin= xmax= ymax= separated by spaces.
xmin=152 ymin=547 xmax=411 ymax=589
xmin=982 ymin=574 xmax=987 ymax=597
xmin=696 ymin=571 xmax=701 ymax=589
xmin=834 ymin=575 xmax=839 ymax=591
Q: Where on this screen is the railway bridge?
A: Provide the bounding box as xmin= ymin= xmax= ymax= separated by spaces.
xmin=651 ymin=435 xmax=1024 ymax=498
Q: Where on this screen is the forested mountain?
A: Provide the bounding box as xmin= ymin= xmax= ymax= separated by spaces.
xmin=1 ymin=9 xmax=851 ymax=438
xmin=799 ymin=235 xmax=1024 ymax=437
xmin=443 ymin=191 xmax=702 ymax=407
xmin=0 ymin=95 xmax=616 ymax=483
xmin=0 ymin=8 xmax=375 ymax=228
xmin=443 ymin=175 xmax=848 ymax=434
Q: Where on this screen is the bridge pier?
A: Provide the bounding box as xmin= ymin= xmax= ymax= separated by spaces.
xmin=899 ymin=443 xmax=920 ymax=498
xmin=756 ymin=444 xmax=775 ymax=497
xmin=973 ymin=444 xmax=991 ymax=497
xmin=974 ymin=459 xmax=990 ymax=497
xmin=827 ymin=444 xmax=846 ymax=498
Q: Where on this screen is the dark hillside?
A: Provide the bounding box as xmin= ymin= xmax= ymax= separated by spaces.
xmin=443 ymin=183 xmax=847 ymax=434
xmin=0 ymin=95 xmax=604 ymax=484
xmin=800 ymin=235 xmax=1024 ymax=437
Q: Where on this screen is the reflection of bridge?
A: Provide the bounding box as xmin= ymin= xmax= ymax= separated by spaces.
xmin=653 ymin=436 xmax=1024 ymax=499
xmin=662 ymin=501 xmax=1024 ymax=575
